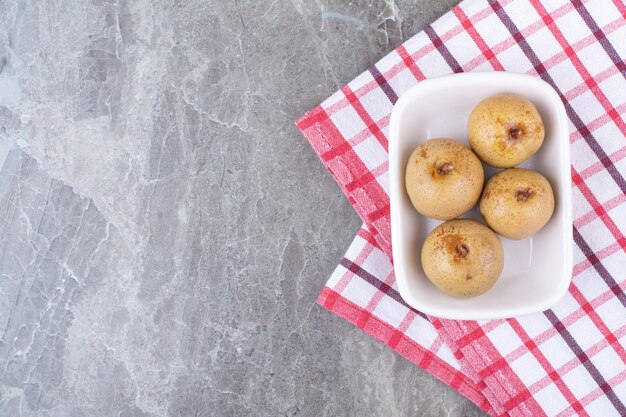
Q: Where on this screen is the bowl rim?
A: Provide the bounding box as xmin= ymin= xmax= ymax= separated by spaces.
xmin=389 ymin=72 xmax=573 ymax=320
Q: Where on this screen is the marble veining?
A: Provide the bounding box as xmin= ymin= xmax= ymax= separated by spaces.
xmin=0 ymin=1 xmax=485 ymax=416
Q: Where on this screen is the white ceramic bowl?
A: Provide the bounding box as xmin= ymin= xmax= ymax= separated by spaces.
xmin=389 ymin=72 xmax=572 ymax=320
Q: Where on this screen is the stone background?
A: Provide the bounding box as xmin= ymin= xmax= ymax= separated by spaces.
xmin=0 ymin=1 xmax=488 ymax=416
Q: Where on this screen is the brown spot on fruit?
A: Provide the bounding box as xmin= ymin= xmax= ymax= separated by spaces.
xmin=455 ymin=244 xmax=469 ymax=258
xmin=515 ymin=187 xmax=534 ymax=201
xmin=509 ymin=127 xmax=524 ymax=141
xmin=420 ymin=148 xmax=428 ymax=158
xmin=466 ymin=274 xmax=473 ymax=281
xmin=436 ymin=162 xmax=454 ymax=175
xmin=442 ymin=234 xmax=463 ymax=256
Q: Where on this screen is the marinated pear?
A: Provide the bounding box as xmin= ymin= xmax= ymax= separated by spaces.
xmin=468 ymin=94 xmax=545 ymax=168
xmin=405 ymin=138 xmax=484 ymax=220
xmin=480 ymin=168 xmax=555 ymax=240
xmin=421 ymin=219 xmax=504 ymax=298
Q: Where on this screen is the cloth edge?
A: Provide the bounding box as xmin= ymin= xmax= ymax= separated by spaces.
xmin=317 ymin=286 xmax=498 ymax=416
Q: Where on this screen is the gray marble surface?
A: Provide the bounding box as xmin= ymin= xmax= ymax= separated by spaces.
xmin=0 ymin=1 xmax=488 ymax=416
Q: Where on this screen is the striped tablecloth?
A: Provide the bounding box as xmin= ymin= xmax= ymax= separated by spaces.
xmin=297 ymin=0 xmax=626 ymax=415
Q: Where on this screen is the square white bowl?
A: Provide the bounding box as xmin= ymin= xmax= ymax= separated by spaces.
xmin=389 ymin=72 xmax=573 ymax=320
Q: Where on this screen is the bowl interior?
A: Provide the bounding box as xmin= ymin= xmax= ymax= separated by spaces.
xmin=390 ymin=73 xmax=572 ymax=320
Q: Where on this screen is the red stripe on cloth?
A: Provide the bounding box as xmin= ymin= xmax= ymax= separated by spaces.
xmin=396 ymin=44 xmax=426 ymax=81
xmin=453 ymin=6 xmax=505 ymax=71
xmin=536 ymin=17 xmax=625 ymax=80
xmin=462 ymin=0 xmax=578 ymax=74
xmin=428 ymin=317 xmax=508 ymax=415
xmin=367 ymin=204 xmax=390 ymax=223
xmin=571 ymin=0 xmax=626 ymax=76
xmin=442 ymin=319 xmax=546 ymax=416
xmin=356 ymin=227 xmax=381 ymax=249
xmin=533 ymin=323 xmax=626 ymax=415
xmin=578 ymin=145 xmax=626 ymax=181
xmin=572 ymin=166 xmax=626 ymax=252
xmin=613 ymin=0 xmax=626 ymax=17
xmin=563 ymin=61 xmax=622 ymax=102
xmin=346 ymin=161 xmax=387 ymax=194
xmin=544 ymin=309 xmax=626 ymax=415
xmin=569 ymin=284 xmax=626 ymax=366
xmin=571 ymin=103 xmax=626 ymax=144
xmin=557 ymin=367 xmax=626 ymax=417
xmin=297 ymin=105 xmax=393 ymax=254
xmin=320 ymin=140 xmax=352 ymax=162
xmin=501 ymin=284 xmax=626 ymax=368
xmin=346 ymin=161 xmax=389 ymax=193
xmin=573 ymin=239 xmax=622 ymax=277
xmin=505 ymin=318 xmax=588 ymax=416
xmin=575 ymin=193 xmax=626 ymax=229
xmin=428 ymin=333 xmax=447 ymax=355
xmin=389 ymin=310 xmax=418 ymax=349
xmin=530 ymin=1 xmax=626 ymax=134
xmin=429 ymin=317 xmax=494 ymax=394
xmin=341 ymin=85 xmax=389 ymax=153
xmin=296 ymin=105 xmax=328 ymax=131
xmin=573 ymin=228 xmax=626 ymax=308
xmin=320 ymin=114 xmax=391 ymax=162
xmin=454 ymin=320 xmax=505 ymax=349
xmin=316 ymin=286 xmax=494 ymax=415
xmin=297 ymin=111 xmax=389 ymax=257
xmin=346 ymin=170 xmax=376 ymax=192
